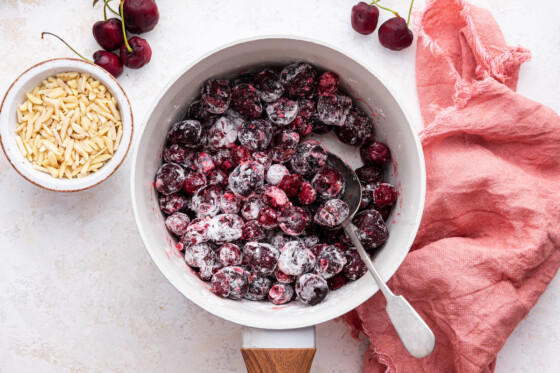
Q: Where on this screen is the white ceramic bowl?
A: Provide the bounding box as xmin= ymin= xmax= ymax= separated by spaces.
xmin=0 ymin=58 xmax=133 ymax=192
xmin=131 ymin=36 xmax=426 ymax=330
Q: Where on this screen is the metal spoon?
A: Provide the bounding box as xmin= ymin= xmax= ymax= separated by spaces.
xmin=328 ymin=152 xmax=436 ymax=359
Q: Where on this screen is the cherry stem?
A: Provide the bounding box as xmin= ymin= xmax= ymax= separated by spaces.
xmin=407 ymin=0 xmax=415 ymax=25
xmin=369 ymin=0 xmax=399 ymax=17
xmin=41 ymin=32 xmax=93 ymax=63
xmin=105 ymin=1 xmax=120 ymax=16
xmin=103 ymin=0 xmax=108 ymax=21
xmin=120 ymin=0 xmax=132 ymax=53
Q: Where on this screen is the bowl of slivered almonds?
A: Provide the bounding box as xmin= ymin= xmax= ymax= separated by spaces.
xmin=0 ymin=58 xmax=133 ymax=192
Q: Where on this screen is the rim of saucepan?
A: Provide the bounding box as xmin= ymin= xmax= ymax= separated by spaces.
xmin=130 ymin=35 xmax=426 ymax=329
xmin=0 ymin=58 xmax=133 ymax=192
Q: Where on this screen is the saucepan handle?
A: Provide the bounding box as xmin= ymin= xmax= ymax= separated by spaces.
xmin=241 ymin=326 xmax=316 ymax=373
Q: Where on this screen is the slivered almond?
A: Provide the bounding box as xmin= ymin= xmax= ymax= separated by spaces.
xmin=15 ymin=136 xmax=27 ymax=156
xmin=26 ymin=93 xmax=42 ymax=105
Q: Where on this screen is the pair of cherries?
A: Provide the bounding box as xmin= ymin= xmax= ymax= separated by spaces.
xmin=351 ymin=1 xmax=414 ymax=51
xmin=44 ymin=0 xmax=158 ymax=78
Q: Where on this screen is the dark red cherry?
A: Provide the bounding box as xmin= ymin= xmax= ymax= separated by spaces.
xmin=93 ymin=51 xmax=123 ymax=78
xmin=92 ymin=18 xmax=124 ymax=51
xmin=120 ymin=36 xmax=152 ymax=69
xmin=351 ymin=2 xmax=380 ymax=35
xmin=378 ymin=17 xmax=414 ymax=51
xmin=123 ymin=0 xmax=160 ymax=34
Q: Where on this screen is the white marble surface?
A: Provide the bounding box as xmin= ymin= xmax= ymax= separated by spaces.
xmin=0 ymin=0 xmax=559 ymax=372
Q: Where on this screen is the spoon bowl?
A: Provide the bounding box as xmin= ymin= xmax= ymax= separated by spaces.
xmin=326 ymin=152 xmax=362 ymax=218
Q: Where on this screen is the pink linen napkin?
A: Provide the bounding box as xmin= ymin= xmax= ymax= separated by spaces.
xmin=342 ymin=0 xmax=560 ymax=372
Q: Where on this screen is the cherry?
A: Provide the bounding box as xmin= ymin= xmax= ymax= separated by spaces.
xmin=165 ymin=212 xmax=191 ymax=237
xmin=228 ymin=161 xmax=265 ymax=198
xmin=201 ymin=80 xmax=231 ymax=114
xmin=314 ymin=199 xmax=350 ymax=228
xmin=245 ymin=275 xmax=272 ymax=301
xmin=187 ymin=100 xmax=217 ymax=127
xmin=167 ymin=120 xmax=204 ymax=148
xmin=258 ymin=207 xmax=279 ymax=230
xmin=312 ymin=166 xmax=346 ymax=201
xmin=254 ymin=69 xmax=283 ymax=102
xmin=207 ymin=167 xmax=228 ymax=188
xmin=274 ymin=269 xmax=296 ymax=284
xmin=268 ymin=283 xmax=294 ymax=305
xmin=163 ymin=144 xmax=188 ymax=164
xmin=240 ymin=195 xmax=263 ymax=221
xmin=230 ymin=84 xmax=263 ymax=119
xmin=92 ymin=50 xmax=124 ymax=78
xmin=314 ymin=245 xmax=347 ymax=279
xmin=334 ymin=107 xmax=374 ymax=146
xmin=317 ymin=72 xmax=340 ymax=97
xmin=271 ymin=131 xmax=300 ymax=163
xmin=209 ymin=214 xmax=245 ymax=243
xmin=230 ymin=144 xmax=251 ymax=164
xmin=211 ymin=266 xmax=248 ymax=300
xmin=191 ymin=185 xmax=222 ymax=218
xmin=41 ymin=32 xmax=123 ymax=78
xmin=260 ymin=185 xmax=289 ymax=208
xmin=270 ymin=232 xmax=293 ymax=251
xmin=245 ymin=243 xmax=280 ymax=276
xmin=355 ymin=165 xmax=384 ymax=185
xmin=280 ymin=62 xmax=317 ymax=99
xmin=219 ymin=243 xmax=243 ymax=267
xmin=296 ymin=274 xmax=329 ymax=305
xmin=181 ymin=218 xmax=211 ymax=245
xmin=374 ymin=182 xmax=398 ymax=207
xmin=159 ymin=193 xmax=188 ymax=215
xmin=290 ymin=141 xmax=328 ymax=177
xmin=122 ymin=0 xmax=159 ymax=34
xmin=359 ymin=183 xmax=377 ymax=209
xmin=267 ymin=164 xmax=290 ymax=185
xmin=242 ymin=220 xmax=267 ymax=242
xmin=155 ymin=163 xmax=185 ymax=195
xmin=360 ymin=141 xmax=391 ymax=164
xmin=343 ymin=248 xmax=368 ymax=280
xmin=310 ymin=115 xmax=332 ymax=134
xmin=278 ymin=174 xmax=303 ymax=198
xmin=194 ymin=152 xmax=216 ymax=175
xmin=298 ymin=182 xmax=317 ymax=205
xmin=302 ymin=235 xmax=320 ymax=248
xmin=219 ymin=191 xmax=242 ymax=214
xmin=353 ymin=209 xmax=389 ymax=251
xmin=278 ymin=241 xmax=315 ymax=276
xmin=278 ymin=205 xmax=312 ymax=236
xmin=184 ymin=243 xmax=218 ymax=280
xmin=327 ymin=274 xmax=347 ymax=290
xmin=120 ymin=36 xmax=152 ymax=69
xmin=351 ymin=2 xmax=380 ymax=35
xmin=92 ymin=18 xmax=124 ymax=51
xmin=378 ymin=17 xmax=413 ymax=51
xmin=183 ymin=171 xmax=207 ymax=195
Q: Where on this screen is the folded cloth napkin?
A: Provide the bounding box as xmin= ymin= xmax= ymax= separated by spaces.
xmin=342 ymin=0 xmax=560 ymax=371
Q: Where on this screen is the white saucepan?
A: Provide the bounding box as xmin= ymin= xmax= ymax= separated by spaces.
xmin=130 ymin=36 xmax=426 ymax=372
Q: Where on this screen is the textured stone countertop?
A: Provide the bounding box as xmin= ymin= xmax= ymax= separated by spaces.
xmin=1 ymin=0 xmax=559 ymax=372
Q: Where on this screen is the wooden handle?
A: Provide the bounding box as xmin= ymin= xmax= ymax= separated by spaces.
xmin=241 ymin=348 xmax=316 ymax=373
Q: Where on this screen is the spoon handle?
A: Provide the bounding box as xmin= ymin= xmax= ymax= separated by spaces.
xmin=343 ymin=223 xmax=436 ymax=358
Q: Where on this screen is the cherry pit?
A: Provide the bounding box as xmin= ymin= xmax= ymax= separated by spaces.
xmin=155 ymin=62 xmax=398 ymax=306
xmin=42 ymin=0 xmax=159 ymax=78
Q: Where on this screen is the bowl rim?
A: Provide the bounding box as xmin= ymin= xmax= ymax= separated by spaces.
xmin=0 ymin=57 xmax=134 ymax=192
xmin=130 ymin=35 xmax=426 ymax=329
